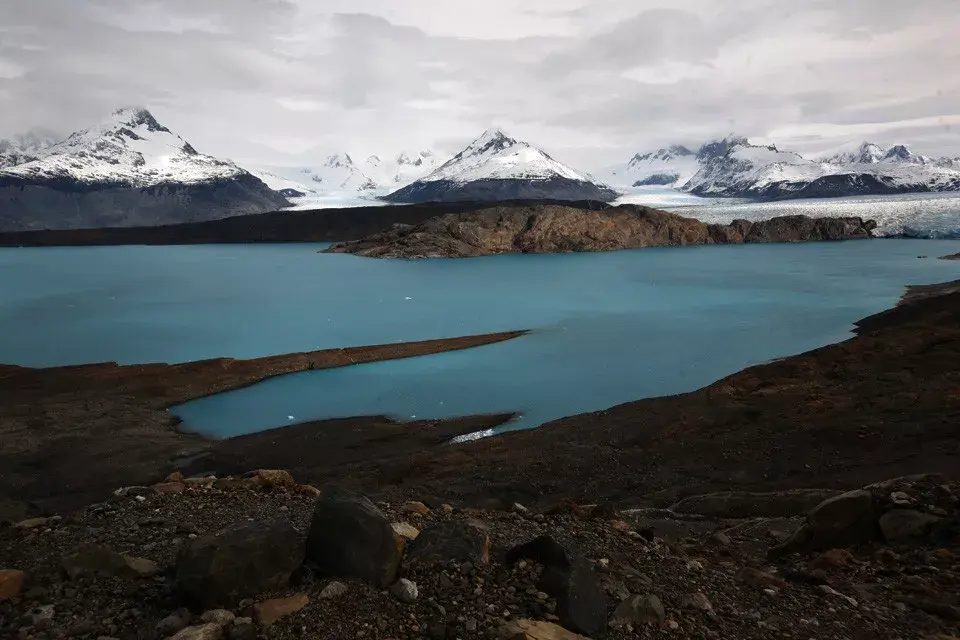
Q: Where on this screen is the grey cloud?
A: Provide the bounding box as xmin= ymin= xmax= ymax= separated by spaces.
xmin=0 ymin=0 xmax=958 ymax=167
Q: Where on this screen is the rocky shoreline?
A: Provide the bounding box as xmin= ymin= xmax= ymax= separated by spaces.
xmin=1 ymin=469 xmax=957 ymax=640
xmin=323 ymin=205 xmax=877 ymax=258
xmin=0 ymin=331 xmax=525 ymax=518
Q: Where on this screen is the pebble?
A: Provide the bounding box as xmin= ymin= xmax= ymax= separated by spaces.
xmin=319 ymin=581 xmax=349 ymax=599
xmin=390 ymin=579 xmax=418 ymax=604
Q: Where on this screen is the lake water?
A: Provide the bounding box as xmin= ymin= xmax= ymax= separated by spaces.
xmin=2 ymin=239 xmax=958 ymax=438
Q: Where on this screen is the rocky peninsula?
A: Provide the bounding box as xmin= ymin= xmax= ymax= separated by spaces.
xmin=323 ymin=205 xmax=877 ymax=258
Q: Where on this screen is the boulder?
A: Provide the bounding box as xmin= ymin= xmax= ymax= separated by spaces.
xmin=499 ymin=619 xmax=590 ymax=639
xmin=771 ymin=489 xmax=878 ymax=555
xmin=304 ymin=487 xmax=402 ymax=588
xmin=405 ymin=521 xmax=490 ymax=567
xmin=61 ymin=544 xmax=157 ymax=580
xmin=176 ymin=519 xmax=304 ymax=608
xmin=506 ymin=535 xmax=607 ymax=638
xmin=254 ymin=594 xmax=309 ymax=625
xmin=0 ymin=569 xmax=26 ymax=601
xmin=879 ymin=509 xmax=942 ymax=544
xmin=228 ymin=618 xmax=257 ymax=640
xmin=171 ymin=623 xmax=224 ymax=640
xmin=610 ymin=594 xmax=665 ymax=627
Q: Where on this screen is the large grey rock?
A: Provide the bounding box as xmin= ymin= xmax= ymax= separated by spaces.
xmin=506 ymin=535 xmax=607 ymax=638
xmin=771 ymin=489 xmax=879 ymax=555
xmin=879 ymin=509 xmax=942 ymax=544
xmin=304 ymin=487 xmax=402 ymax=588
xmin=405 ymin=521 xmax=490 ymax=567
xmin=176 ymin=519 xmax=304 ymax=608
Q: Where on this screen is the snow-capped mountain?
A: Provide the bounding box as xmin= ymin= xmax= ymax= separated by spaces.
xmin=251 ymin=149 xmax=441 ymax=200
xmin=684 ymin=137 xmax=960 ymax=199
xmin=0 ymin=107 xmax=287 ymax=231
xmin=384 ymin=128 xmax=618 ymax=203
xmin=607 ymin=144 xmax=698 ymax=187
xmin=0 ymin=130 xmax=61 ymax=169
xmin=364 ymin=150 xmax=441 ymax=186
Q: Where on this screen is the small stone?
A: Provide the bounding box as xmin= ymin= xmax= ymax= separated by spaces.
xmin=709 ymin=532 xmax=731 ymax=547
xmin=686 ymin=560 xmax=704 ymax=571
xmin=465 ymin=618 xmax=477 ymax=632
xmin=67 ymin=621 xmax=97 ymax=637
xmin=171 ymin=623 xmax=225 ymax=640
xmin=611 ymin=594 xmax=665 ymax=626
xmin=392 ymin=522 xmax=420 ymax=540
xmin=15 ymin=517 xmax=50 ymax=530
xmin=817 ymin=584 xmax=858 ymax=607
xmin=391 ymin=578 xmax=418 ymax=603
xmin=0 ymin=569 xmax=26 ymax=601
xmin=201 ymin=610 xmax=235 ymax=625
xmin=122 ymin=556 xmax=159 ymax=578
xmin=228 ymin=619 xmax=257 ymax=640
xmin=247 ymin=469 xmax=296 ymax=488
xmin=254 ymin=594 xmax=309 ymax=625
xmin=165 ymin=471 xmax=185 ymax=483
xmin=763 ymin=588 xmax=778 ymax=597
xmin=441 ymin=504 xmax=454 ymax=514
xmin=319 ymin=581 xmax=349 ymax=599
xmin=513 ymin=503 xmax=529 ymax=515
xmin=683 ymin=592 xmax=713 ymax=612
xmin=499 ymin=619 xmax=589 ymax=639
xmin=736 ymin=567 xmax=787 ymax=590
xmin=402 ymin=501 xmax=431 ymax=517
xmin=154 ymin=481 xmax=186 ymax=494
xmin=667 ymin=620 xmax=679 ymax=630
xmin=297 ymin=484 xmax=322 ymax=497
xmin=812 ymin=548 xmax=855 ymax=570
xmin=157 ymin=609 xmax=192 ymax=635
xmin=890 ymin=491 xmax=913 ymax=506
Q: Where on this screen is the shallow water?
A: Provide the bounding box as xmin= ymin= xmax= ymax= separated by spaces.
xmin=3 ymin=239 xmax=955 ymax=437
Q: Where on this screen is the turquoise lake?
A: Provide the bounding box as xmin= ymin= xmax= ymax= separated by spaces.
xmin=1 ymin=239 xmax=958 ymax=437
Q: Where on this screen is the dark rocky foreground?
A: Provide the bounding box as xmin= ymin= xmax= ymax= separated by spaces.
xmin=0 ymin=200 xmax=613 ymax=247
xmin=0 ymin=471 xmax=957 ymax=640
xmin=323 ymin=205 xmax=877 ymax=258
xmin=0 ymin=174 xmax=289 ymax=232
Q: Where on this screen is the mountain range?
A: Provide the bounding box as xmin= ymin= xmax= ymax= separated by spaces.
xmin=2 ymin=107 xmax=960 ymax=231
xmin=610 ymin=136 xmax=960 ymax=199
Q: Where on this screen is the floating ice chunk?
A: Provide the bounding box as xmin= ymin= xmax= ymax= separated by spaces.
xmin=287 ymin=415 xmax=295 ymax=421
xmin=405 ymin=296 xmax=412 ymax=300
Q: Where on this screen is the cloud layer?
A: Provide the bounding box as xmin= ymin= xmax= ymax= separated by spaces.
xmin=1 ymin=0 xmax=957 ymax=168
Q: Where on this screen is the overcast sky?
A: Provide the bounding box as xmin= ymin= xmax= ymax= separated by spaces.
xmin=1 ymin=0 xmax=958 ymax=169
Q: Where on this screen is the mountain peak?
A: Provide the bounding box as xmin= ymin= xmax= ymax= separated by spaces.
xmin=466 ymin=128 xmax=518 ymax=156
xmin=697 ymin=134 xmax=749 ymax=161
xmin=109 ymin=107 xmax=167 ymax=133
xmin=883 ymin=144 xmax=912 ymax=161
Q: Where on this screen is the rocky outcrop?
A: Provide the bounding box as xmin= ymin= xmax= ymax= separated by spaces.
xmin=324 ymin=204 xmax=876 ymax=258
xmin=382 ymin=177 xmax=619 ymax=204
xmin=771 ymin=474 xmax=958 ymax=556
